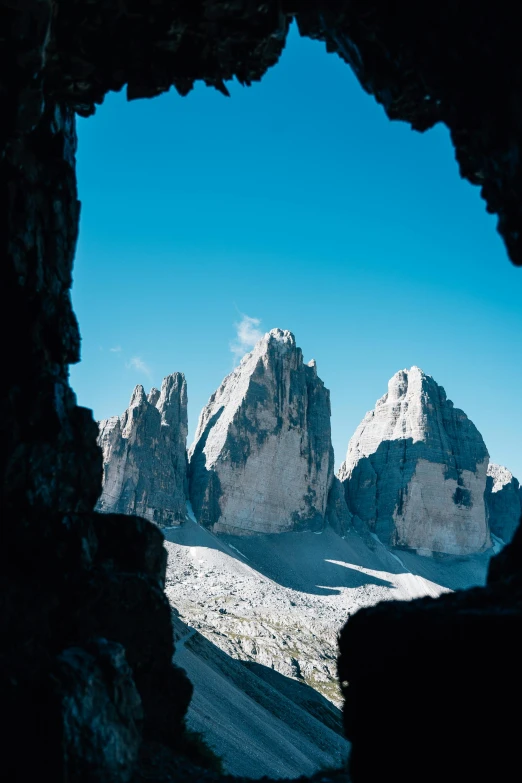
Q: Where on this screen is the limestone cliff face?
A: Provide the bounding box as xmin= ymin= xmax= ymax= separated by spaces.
xmin=97 ymin=374 xmax=189 ymax=526
xmin=189 ymin=329 xmax=340 ymax=534
xmin=485 ymin=463 xmax=522 ymax=544
xmin=338 ymin=366 xmax=491 ymax=555
xmin=325 ymin=476 xmax=353 ymax=536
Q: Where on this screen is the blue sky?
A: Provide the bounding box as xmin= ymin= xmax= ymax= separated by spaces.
xmin=71 ymin=23 xmax=522 ymax=478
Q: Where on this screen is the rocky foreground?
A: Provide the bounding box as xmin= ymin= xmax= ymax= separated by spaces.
xmin=163 ymin=508 xmax=495 ymax=777
xmin=93 ymin=332 xmax=521 ymax=777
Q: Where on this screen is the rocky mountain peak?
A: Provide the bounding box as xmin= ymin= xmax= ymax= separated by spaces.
xmin=485 ymin=462 xmax=522 ymax=544
xmin=266 ymin=327 xmax=295 ymax=346
xmin=147 ymin=387 xmax=160 ymax=405
xmin=251 ymin=328 xmax=298 ymax=368
xmin=380 ymin=366 xmax=450 ymax=419
xmin=129 ymin=383 xmax=147 ymax=407
xmin=307 ymin=359 xmax=318 ymax=376
xmin=96 ymin=372 xmax=189 ymax=526
xmin=339 ymin=366 xmax=491 ymax=555
xmin=157 ymin=373 xmax=188 ymax=429
xmin=189 ymin=329 xmax=347 ymax=535
xmin=488 ymin=463 xmax=516 ymax=492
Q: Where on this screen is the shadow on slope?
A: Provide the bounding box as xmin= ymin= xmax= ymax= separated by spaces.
xmin=166 ymin=514 xmax=492 ymax=594
xmin=171 ymin=613 xmax=349 ymax=779
xmin=166 ymin=516 xmax=394 ymax=595
xmin=221 ymin=527 xmax=399 ymax=594
xmin=243 ymin=661 xmax=343 ymax=737
xmin=388 ymin=545 xmax=495 ymax=591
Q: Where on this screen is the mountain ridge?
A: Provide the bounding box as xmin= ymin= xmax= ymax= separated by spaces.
xmin=96 ymin=330 xmax=521 ymax=556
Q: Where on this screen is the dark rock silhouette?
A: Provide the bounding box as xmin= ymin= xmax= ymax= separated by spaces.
xmin=41 ymin=3 xmax=522 ymax=267
xmin=170 ymin=613 xmax=349 ymax=777
xmin=338 ymin=517 xmax=522 ymax=783
xmin=57 ymin=639 xmax=143 ymax=782
xmin=3 ymin=2 xmax=521 ymax=782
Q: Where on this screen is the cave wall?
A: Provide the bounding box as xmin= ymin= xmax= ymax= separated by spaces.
xmin=1 ymin=6 xmax=192 ymax=780
xmin=338 ymin=523 xmax=522 ymax=783
xmin=295 ymin=1 xmax=522 ymax=266
xmin=1 ymin=1 xmax=521 ymax=781
xmin=38 ymin=0 xmax=522 ymax=268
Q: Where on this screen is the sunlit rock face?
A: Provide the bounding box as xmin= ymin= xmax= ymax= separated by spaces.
xmin=338 ymin=366 xmax=491 ymax=555
xmin=486 ymin=463 xmax=522 ymax=544
xmin=97 ymin=374 xmax=188 ymax=526
xmin=189 ymin=329 xmax=338 ymax=534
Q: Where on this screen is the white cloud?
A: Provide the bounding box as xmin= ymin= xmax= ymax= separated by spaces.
xmin=126 ymin=356 xmax=152 ymax=378
xmin=230 ymin=314 xmax=263 ymax=361
xmin=109 ymin=346 xmax=122 ymax=353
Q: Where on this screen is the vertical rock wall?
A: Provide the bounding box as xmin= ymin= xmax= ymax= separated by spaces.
xmin=486 ymin=463 xmax=522 ymax=544
xmin=189 ymin=329 xmax=338 ymax=534
xmin=339 ymin=367 xmax=491 ymax=555
xmin=97 ymin=374 xmax=189 ymax=526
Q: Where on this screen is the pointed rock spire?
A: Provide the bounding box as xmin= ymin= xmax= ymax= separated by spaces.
xmin=189 ymin=329 xmax=343 ymax=534
xmin=147 ymin=387 xmax=160 ymax=406
xmin=338 ymin=366 xmax=491 ymax=555
xmin=486 ymin=463 xmax=522 ymax=544
xmin=129 ymin=384 xmax=147 ymax=407
xmin=97 ymin=373 xmax=189 ymax=526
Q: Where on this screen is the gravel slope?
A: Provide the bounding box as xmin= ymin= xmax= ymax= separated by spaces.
xmin=172 ymin=614 xmax=348 ymax=778
xmin=164 ymin=509 xmax=494 ymax=776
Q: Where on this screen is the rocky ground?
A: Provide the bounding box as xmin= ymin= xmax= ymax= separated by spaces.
xmin=133 ymin=740 xmax=350 ymax=783
xmin=164 ymin=508 xmax=496 ymax=777
xmin=170 ymin=613 xmax=348 ymax=779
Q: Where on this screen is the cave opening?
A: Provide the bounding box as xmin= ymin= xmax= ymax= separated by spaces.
xmin=71 ymin=23 xmax=520 ymax=480
xmin=70 ymin=22 xmax=521 ymax=780
xmin=3 ymin=4 xmax=522 ymax=783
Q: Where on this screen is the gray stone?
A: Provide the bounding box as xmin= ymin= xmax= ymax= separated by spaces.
xmin=326 ymin=477 xmax=353 ymax=536
xmin=189 ymin=329 xmax=336 ymax=534
xmin=57 ymin=639 xmax=143 ymax=783
xmin=485 ymin=463 xmax=522 ymax=544
xmin=97 ymin=374 xmax=189 ymax=527
xmin=338 ymin=366 xmax=491 ymax=555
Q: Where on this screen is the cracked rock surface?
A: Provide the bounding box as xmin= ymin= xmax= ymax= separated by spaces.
xmin=164 ymin=512 xmax=493 ymax=721
xmin=339 ymin=366 xmax=491 ymax=555
xmin=189 ymin=330 xmax=339 ymax=535
xmin=486 ymin=463 xmax=522 ymax=544
xmin=97 ymin=374 xmax=189 ymax=527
